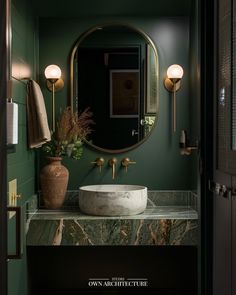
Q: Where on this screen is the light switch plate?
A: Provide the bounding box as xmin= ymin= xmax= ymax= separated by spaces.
xmin=8 ymin=179 xmax=17 ymax=219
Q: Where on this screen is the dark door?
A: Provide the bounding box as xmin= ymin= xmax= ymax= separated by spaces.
xmin=213 ymin=0 xmax=236 ymax=294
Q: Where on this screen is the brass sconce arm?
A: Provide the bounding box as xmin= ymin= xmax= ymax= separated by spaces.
xmin=121 ymin=157 xmax=136 ymax=172
xmin=44 ymin=65 xmax=64 ymax=132
xmin=164 ymin=64 xmax=184 ymax=133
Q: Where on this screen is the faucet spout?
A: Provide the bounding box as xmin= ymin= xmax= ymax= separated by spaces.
xmin=109 ymin=158 xmax=117 ymax=179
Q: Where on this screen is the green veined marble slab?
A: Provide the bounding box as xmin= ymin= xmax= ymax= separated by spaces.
xmin=27 ymin=218 xmax=198 ymax=246
xmin=26 ymin=205 xmax=198 ymax=246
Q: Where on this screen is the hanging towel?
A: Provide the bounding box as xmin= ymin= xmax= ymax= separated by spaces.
xmin=27 ymin=79 xmax=51 ymax=148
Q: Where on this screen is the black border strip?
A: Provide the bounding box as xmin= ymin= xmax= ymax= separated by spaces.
xmin=0 ymin=0 xmax=9 ymax=293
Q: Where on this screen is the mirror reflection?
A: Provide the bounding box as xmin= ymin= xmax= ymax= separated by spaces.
xmin=71 ymin=24 xmax=159 ymax=152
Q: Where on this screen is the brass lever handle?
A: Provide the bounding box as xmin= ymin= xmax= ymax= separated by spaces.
xmin=91 ymin=157 xmax=105 ymax=172
xmin=121 ymin=157 xmax=136 ymax=172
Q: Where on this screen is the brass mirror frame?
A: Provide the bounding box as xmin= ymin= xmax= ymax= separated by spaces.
xmin=70 ymin=23 xmax=159 ymax=154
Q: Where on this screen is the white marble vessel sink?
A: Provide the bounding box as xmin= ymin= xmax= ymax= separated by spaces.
xmin=78 ymin=184 xmax=147 ymax=216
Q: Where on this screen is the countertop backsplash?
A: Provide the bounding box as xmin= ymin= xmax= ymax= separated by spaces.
xmin=36 ymin=190 xmax=198 ymax=211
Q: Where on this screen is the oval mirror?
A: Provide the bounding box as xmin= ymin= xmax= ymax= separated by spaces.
xmin=70 ymin=24 xmax=159 ymax=153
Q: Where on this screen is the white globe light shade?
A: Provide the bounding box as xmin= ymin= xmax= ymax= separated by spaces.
xmin=44 ymin=64 xmax=61 ymax=79
xmin=167 ymin=64 xmax=184 ymax=79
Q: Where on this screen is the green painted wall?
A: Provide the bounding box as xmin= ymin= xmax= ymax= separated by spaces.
xmin=39 ymin=16 xmax=195 ymax=190
xmin=7 ymin=0 xmax=38 ymax=294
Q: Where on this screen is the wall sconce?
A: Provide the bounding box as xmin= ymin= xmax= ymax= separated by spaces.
xmin=164 ymin=64 xmax=184 ymax=132
xmin=44 ymin=64 xmax=64 ymax=132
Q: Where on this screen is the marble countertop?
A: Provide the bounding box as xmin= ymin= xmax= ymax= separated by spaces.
xmin=28 ymin=206 xmax=198 ymax=220
xmin=26 ymin=192 xmax=198 ymax=246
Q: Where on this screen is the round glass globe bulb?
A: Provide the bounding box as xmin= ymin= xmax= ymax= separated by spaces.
xmin=44 ymin=65 xmax=61 ymax=79
xmin=167 ymin=64 xmax=184 ymax=79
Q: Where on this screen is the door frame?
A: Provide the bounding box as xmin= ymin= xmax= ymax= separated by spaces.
xmin=200 ymin=0 xmax=215 ymax=294
xmin=0 ymin=0 xmax=10 ymax=293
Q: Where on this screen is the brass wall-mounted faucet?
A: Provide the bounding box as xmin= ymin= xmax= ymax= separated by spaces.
xmin=121 ymin=157 xmax=136 ymax=172
xmin=91 ymin=157 xmax=105 ymax=172
xmin=109 ymin=158 xmax=117 ymax=179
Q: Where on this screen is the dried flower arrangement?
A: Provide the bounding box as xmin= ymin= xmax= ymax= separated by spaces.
xmin=42 ymin=107 xmax=94 ymax=160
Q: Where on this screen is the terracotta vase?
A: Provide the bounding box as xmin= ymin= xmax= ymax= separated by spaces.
xmin=40 ymin=157 xmax=69 ymax=209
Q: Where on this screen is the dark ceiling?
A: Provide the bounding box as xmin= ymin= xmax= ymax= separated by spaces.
xmin=32 ymin=0 xmax=192 ymax=18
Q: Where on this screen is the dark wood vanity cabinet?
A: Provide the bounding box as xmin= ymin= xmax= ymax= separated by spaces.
xmin=27 ymin=246 xmax=197 ymax=295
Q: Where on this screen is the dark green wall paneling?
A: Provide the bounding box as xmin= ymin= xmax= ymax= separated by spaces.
xmin=39 ymin=16 xmax=194 ymax=190
xmin=8 ymin=0 xmax=38 ymax=294
xmin=9 ymin=0 xmax=37 ymax=202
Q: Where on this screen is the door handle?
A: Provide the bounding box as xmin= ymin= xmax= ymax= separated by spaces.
xmin=208 ymin=180 xmax=232 ymax=199
xmin=7 ymin=206 xmax=21 ymax=259
xmin=219 ymin=185 xmax=229 ymax=198
xmin=231 ymin=188 xmax=236 ymax=201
